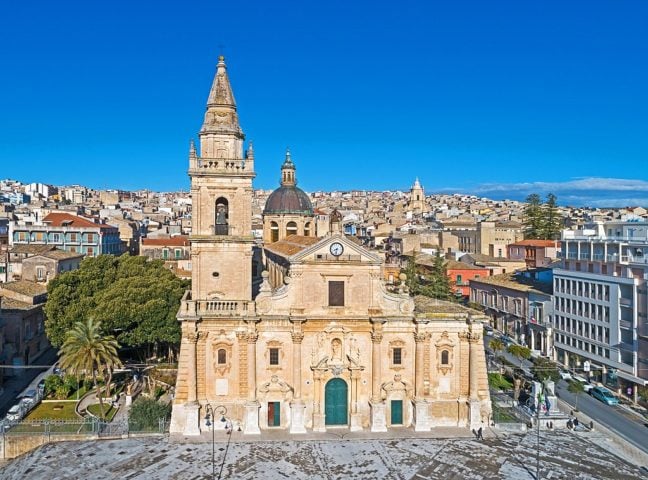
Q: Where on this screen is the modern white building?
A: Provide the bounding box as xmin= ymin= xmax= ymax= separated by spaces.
xmin=553 ymin=221 xmax=648 ymax=400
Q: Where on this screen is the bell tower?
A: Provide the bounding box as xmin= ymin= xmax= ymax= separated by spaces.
xmin=188 ymin=56 xmax=255 ymax=301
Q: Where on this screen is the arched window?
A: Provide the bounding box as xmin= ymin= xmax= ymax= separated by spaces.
xmin=217 ymin=349 xmax=227 ymax=364
xmin=270 ymin=221 xmax=279 ymax=243
xmin=441 ymin=350 xmax=449 ymax=365
xmin=215 ymin=197 xmax=229 ymax=235
xmin=286 ymin=221 xmax=297 ymax=237
xmin=304 ymin=222 xmax=311 ymax=237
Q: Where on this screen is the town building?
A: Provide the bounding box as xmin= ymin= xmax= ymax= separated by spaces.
xmin=553 ymin=221 xmax=648 ymax=399
xmin=507 ymin=239 xmax=560 ymax=269
xmin=0 ymin=281 xmax=49 ymax=381
xmin=141 ymin=236 xmax=191 ymax=279
xmin=470 ymin=272 xmax=554 ymax=356
xmin=10 ymin=212 xmax=123 ymax=257
xmin=170 ymin=57 xmax=492 ymax=437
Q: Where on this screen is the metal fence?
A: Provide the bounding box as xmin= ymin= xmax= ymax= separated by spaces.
xmin=1 ymin=417 xmax=168 ymax=438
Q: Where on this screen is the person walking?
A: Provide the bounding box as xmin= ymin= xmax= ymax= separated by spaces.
xmin=477 ymin=427 xmax=484 ymax=440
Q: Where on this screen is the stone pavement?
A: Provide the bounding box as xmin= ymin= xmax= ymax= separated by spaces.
xmin=1 ymin=429 xmax=646 ymax=479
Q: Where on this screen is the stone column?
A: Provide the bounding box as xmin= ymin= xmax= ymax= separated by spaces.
xmin=370 ymin=319 xmax=387 ymax=432
xmin=182 ymin=329 xmax=201 ymax=436
xmin=468 ymin=328 xmax=483 ymax=429
xmin=243 ymin=322 xmax=261 ymax=434
xmin=349 ymin=369 xmax=363 ymax=431
xmin=290 ymin=322 xmax=306 ymax=433
xmin=413 ymin=330 xmax=431 ymax=432
xmin=312 ymin=371 xmax=326 ymax=432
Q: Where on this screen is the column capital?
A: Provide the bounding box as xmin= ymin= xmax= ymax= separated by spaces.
xmin=414 ymin=332 xmax=430 ymax=343
xmin=291 ymin=332 xmax=305 ymax=344
xmin=371 ymin=332 xmax=383 ymax=344
xmin=247 ymin=333 xmax=259 ymax=343
xmin=186 ymin=332 xmax=200 ymax=343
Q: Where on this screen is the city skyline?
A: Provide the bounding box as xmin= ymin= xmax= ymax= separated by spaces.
xmin=1 ymin=1 xmax=647 ymax=206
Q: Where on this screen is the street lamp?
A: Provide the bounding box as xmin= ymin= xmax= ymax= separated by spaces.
xmin=204 ymin=404 xmax=227 ymax=480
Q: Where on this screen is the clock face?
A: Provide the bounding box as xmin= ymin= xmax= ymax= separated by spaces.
xmin=330 ymin=242 xmax=344 ymax=256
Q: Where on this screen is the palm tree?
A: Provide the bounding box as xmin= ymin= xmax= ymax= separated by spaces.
xmin=507 ymin=344 xmax=531 ymax=368
xmin=59 ymin=318 xmax=122 ymax=419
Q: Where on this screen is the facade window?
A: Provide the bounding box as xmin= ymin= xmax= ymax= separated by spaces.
xmin=286 ymin=221 xmax=298 ymax=237
xmin=87 ymin=247 xmax=94 ymax=256
xmin=441 ymin=350 xmax=449 ymax=365
xmin=34 ymin=232 xmax=44 ymax=242
xmin=270 ymin=221 xmax=279 ymax=243
xmin=175 ymin=248 xmax=182 ymax=259
xmin=269 ymin=348 xmax=279 ymax=366
xmin=393 ymin=347 xmax=402 ymax=365
xmin=70 ymin=232 xmax=78 ymax=242
xmin=328 ymin=281 xmax=345 ymax=306
xmin=456 ymin=274 xmax=463 ymax=285
xmin=217 ymin=349 xmax=227 ymax=364
xmin=36 ymin=267 xmax=45 ymax=281
xmin=86 ymin=233 xmax=95 ymax=243
xmin=163 ymin=248 xmax=169 ymax=259
xmin=52 ymin=233 xmax=61 ymax=243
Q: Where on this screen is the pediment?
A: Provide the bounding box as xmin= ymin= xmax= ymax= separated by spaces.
xmin=290 ymin=234 xmax=382 ymax=264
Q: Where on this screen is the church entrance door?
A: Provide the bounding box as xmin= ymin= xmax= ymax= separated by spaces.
xmin=325 ymin=378 xmax=348 ymax=425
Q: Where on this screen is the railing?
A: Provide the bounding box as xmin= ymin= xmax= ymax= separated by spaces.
xmin=180 ymin=295 xmax=252 ymax=317
xmin=190 ymin=156 xmax=250 ymax=173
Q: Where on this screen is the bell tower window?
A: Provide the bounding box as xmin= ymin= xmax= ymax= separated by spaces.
xmin=270 ymin=221 xmax=279 ymax=243
xmin=215 ymin=197 xmax=229 ymax=235
xmin=286 ymin=221 xmax=297 ymax=237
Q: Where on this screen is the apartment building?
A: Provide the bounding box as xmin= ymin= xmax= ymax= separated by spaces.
xmin=553 ymin=221 xmax=648 ymax=399
xmin=10 ymin=212 xmax=123 ymax=257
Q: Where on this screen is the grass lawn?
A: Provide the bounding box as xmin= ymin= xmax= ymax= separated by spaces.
xmin=87 ymin=403 xmax=118 ymax=421
xmin=25 ymin=401 xmax=80 ymax=420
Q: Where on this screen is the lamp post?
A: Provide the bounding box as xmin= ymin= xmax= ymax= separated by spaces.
xmin=204 ymin=404 xmax=227 ymax=480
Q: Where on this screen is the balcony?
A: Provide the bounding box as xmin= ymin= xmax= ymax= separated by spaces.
xmin=179 ymin=291 xmax=253 ymax=317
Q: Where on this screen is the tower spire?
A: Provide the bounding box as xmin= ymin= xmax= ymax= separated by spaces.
xmin=280 ymin=148 xmax=296 ymax=186
xmin=200 ymin=55 xmax=243 ymax=139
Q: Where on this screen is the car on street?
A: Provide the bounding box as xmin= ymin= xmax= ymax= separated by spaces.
xmin=591 ymin=386 xmax=619 ymax=405
xmin=559 ymin=370 xmax=572 ymax=380
xmin=572 ymin=374 xmax=595 ymax=393
xmin=20 ymin=389 xmax=38 ymax=408
xmin=5 ymin=404 xmax=23 ymax=422
xmin=483 ymin=324 xmax=494 ymax=336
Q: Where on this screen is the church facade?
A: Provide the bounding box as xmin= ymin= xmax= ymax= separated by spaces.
xmin=170 ymin=57 xmax=492 ymax=436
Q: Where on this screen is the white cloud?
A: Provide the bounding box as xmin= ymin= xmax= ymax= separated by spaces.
xmin=473 ymin=177 xmax=648 ymax=194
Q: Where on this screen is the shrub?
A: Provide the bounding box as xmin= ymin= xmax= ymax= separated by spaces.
xmin=44 ymin=375 xmax=63 ymax=398
xmin=129 ymin=397 xmax=171 ymax=431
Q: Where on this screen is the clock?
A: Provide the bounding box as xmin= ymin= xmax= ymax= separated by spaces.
xmin=330 ymin=242 xmax=344 ymax=256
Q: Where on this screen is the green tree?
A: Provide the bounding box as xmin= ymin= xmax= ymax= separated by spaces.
xmin=45 ymin=255 xmax=189 ymax=358
xmin=128 ymin=397 xmax=171 ymax=431
xmin=489 ymin=338 xmax=505 ymax=360
xmin=507 ymin=344 xmax=531 ymax=368
xmin=402 ymin=251 xmax=421 ymax=295
xmin=568 ymin=379 xmax=585 ymax=411
xmin=425 ymin=251 xmax=453 ymax=301
xmin=523 ymin=194 xmax=543 ymax=239
xmin=531 ymin=357 xmax=560 ymax=383
xmin=541 ymin=193 xmax=562 ymax=240
xmin=59 ymin=318 xmax=123 ymax=419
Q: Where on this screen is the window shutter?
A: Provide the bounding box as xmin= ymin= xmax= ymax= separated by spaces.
xmin=328 ymin=281 xmax=345 ymax=306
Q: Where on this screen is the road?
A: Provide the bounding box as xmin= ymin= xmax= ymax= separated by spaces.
xmin=0 ymin=347 xmax=58 ymax=417
xmin=484 ymin=334 xmax=648 ymax=455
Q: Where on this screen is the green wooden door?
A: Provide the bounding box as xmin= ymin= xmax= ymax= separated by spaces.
xmin=391 ymin=400 xmax=403 ymax=425
xmin=325 ymin=378 xmax=348 ymax=425
xmin=268 ymin=402 xmax=280 ymax=427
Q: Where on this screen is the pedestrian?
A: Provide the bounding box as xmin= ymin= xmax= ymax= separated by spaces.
xmin=567 ymin=419 xmax=573 ymax=430
xmin=573 ymin=417 xmax=579 ymax=428
xmin=477 ymin=427 xmax=483 ymax=440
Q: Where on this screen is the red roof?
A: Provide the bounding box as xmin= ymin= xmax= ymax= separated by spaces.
xmin=509 ymin=240 xmax=558 ymax=247
xmin=142 ymin=236 xmax=190 ymax=247
xmin=43 ymin=212 xmax=114 ymax=230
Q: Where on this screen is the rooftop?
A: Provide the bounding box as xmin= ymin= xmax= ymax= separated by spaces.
xmin=142 ymin=236 xmax=190 ymax=247
xmin=0 ymin=280 xmax=48 ymax=296
xmin=469 ymin=272 xmax=552 ymax=295
xmin=413 ymin=296 xmax=485 ymax=316
xmin=264 ymin=235 xmax=320 ymax=257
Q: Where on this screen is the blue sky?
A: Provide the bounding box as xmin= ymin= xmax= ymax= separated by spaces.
xmin=1 ymin=1 xmax=647 ymax=206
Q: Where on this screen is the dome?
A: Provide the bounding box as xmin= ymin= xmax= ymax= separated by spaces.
xmin=263 ymin=186 xmax=313 ymax=215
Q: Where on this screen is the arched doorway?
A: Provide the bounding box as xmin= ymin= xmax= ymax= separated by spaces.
xmin=325 ymin=378 xmax=348 ymax=425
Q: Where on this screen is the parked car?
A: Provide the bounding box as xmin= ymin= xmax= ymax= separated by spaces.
xmin=483 ymin=325 xmax=494 ymax=336
xmin=591 ymin=386 xmax=619 ymax=405
xmin=5 ymin=404 xmax=23 ymax=422
xmin=20 ymin=389 xmax=38 ymax=408
xmin=559 ymin=370 xmax=572 ymax=380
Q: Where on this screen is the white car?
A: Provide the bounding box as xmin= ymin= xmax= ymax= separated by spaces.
xmin=20 ymin=389 xmax=38 ymax=407
xmin=5 ymin=404 xmax=22 ymax=422
xmin=559 ymin=370 xmax=572 ymax=380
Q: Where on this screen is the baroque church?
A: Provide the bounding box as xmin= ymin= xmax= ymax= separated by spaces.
xmin=170 ymin=56 xmax=492 ymax=436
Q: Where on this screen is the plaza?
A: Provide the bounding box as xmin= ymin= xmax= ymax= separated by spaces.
xmin=1 ymin=428 xmax=645 ymax=479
